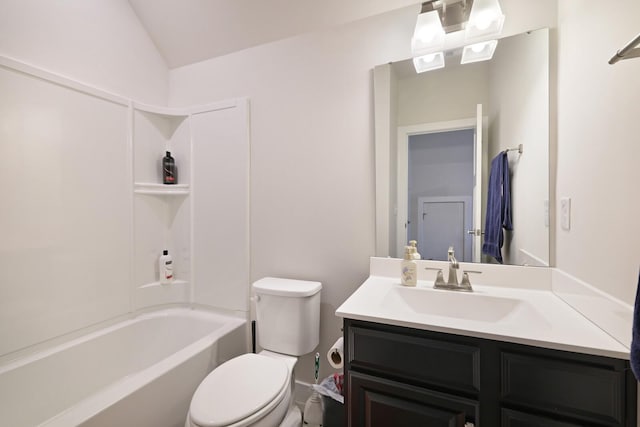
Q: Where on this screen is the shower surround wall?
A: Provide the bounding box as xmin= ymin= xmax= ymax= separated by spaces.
xmin=0 ymin=60 xmax=249 ymax=364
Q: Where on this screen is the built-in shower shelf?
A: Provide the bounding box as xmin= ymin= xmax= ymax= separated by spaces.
xmin=138 ymin=279 xmax=188 ymax=289
xmin=134 ymin=280 xmax=189 ymax=310
xmin=134 ymin=182 xmax=190 ymax=196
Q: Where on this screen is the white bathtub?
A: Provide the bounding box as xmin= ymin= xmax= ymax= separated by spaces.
xmin=0 ymin=308 xmax=246 ymax=427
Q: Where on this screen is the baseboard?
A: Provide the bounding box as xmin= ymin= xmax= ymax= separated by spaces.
xmin=552 ymin=268 xmax=633 ymax=350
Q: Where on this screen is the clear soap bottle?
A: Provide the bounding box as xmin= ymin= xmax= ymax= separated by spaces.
xmin=401 ymin=245 xmax=417 ymax=286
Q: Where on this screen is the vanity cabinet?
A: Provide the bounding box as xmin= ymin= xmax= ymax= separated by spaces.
xmin=343 ymin=319 xmax=636 ymax=427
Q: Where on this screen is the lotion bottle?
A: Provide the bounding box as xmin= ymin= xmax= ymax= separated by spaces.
xmin=159 ymin=250 xmax=174 ymax=284
xmin=401 ymin=246 xmax=417 ymax=286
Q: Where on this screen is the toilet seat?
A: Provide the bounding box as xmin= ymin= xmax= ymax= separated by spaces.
xmin=189 ymin=353 xmax=290 ymax=427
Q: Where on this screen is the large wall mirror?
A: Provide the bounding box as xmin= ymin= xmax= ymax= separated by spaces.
xmin=374 ymin=27 xmax=549 ymax=266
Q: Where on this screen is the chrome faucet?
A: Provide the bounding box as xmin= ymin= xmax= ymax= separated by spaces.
xmin=425 ymin=246 xmax=479 ymax=292
xmin=446 ymin=246 xmax=459 ymax=287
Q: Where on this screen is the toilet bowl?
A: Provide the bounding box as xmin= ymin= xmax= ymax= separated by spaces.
xmin=185 ymin=352 xmax=300 ymax=427
xmin=185 ymin=278 xmax=322 ymax=427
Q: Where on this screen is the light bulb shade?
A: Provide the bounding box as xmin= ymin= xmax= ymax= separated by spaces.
xmin=461 ymin=40 xmax=498 ymax=64
xmin=411 ymin=10 xmax=446 ymax=55
xmin=413 ymin=52 xmax=445 ymax=73
xmin=465 ymin=0 xmax=505 ymax=40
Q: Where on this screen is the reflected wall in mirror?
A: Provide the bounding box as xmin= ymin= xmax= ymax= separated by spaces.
xmin=374 ymin=28 xmax=549 ymax=266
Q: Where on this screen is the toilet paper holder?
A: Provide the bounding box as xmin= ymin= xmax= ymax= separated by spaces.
xmin=327 ymin=337 xmax=344 ymax=370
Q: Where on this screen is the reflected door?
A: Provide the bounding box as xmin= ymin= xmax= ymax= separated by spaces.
xmin=397 ymin=118 xmax=478 ymax=259
xmin=419 ymin=200 xmax=465 ymax=261
xmin=471 ymin=104 xmax=484 ymax=262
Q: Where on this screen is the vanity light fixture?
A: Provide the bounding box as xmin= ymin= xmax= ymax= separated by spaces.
xmin=410 ymin=0 xmax=504 ymax=73
xmin=413 ymin=51 xmax=446 ymax=73
xmin=461 ymin=39 xmax=498 ymax=64
xmin=411 ymin=8 xmax=446 ymax=56
xmin=465 ymin=0 xmax=505 ymax=40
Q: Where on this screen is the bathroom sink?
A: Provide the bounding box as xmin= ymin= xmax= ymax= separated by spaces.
xmin=335 ymin=265 xmax=629 ymax=359
xmin=384 ymin=285 xmax=541 ymax=323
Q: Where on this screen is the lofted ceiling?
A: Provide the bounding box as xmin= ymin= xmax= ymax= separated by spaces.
xmin=128 ymin=0 xmax=419 ymax=69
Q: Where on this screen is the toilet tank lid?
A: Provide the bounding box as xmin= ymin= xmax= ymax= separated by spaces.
xmin=253 ymin=277 xmax=322 ymax=297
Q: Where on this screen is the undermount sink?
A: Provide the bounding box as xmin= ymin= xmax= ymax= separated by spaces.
xmin=384 ymin=285 xmax=543 ymax=323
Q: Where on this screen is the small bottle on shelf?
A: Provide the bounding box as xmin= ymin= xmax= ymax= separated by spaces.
xmin=162 ymin=151 xmax=177 ymax=185
xmin=158 ymin=250 xmax=174 ymax=284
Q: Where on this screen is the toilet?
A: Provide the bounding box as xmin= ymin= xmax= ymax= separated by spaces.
xmin=186 ymin=277 xmax=322 ymax=427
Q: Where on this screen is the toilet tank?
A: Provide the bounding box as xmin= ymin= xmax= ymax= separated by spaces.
xmin=253 ymin=277 xmax=322 ymax=356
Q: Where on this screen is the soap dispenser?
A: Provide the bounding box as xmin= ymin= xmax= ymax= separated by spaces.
xmin=409 ymin=240 xmax=421 ymax=260
xmin=401 ymin=245 xmax=417 ymax=287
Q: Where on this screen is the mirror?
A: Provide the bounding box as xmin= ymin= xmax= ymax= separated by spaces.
xmin=374 ymin=28 xmax=549 ymax=266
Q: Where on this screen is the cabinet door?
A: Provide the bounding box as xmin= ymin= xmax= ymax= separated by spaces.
xmin=349 ymin=371 xmax=478 ymax=427
xmin=501 ymin=352 xmax=626 ymax=424
xmin=501 ymin=408 xmax=585 ymax=427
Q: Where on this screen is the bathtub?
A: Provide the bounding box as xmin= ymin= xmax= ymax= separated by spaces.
xmin=0 ymin=307 xmax=246 ymax=427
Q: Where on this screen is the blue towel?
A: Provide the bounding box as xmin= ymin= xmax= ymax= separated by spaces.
xmin=631 ymin=271 xmax=640 ymax=380
xmin=482 ymin=151 xmax=513 ymax=263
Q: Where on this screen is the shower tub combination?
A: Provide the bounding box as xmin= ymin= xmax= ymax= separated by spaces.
xmin=0 ymin=308 xmax=246 ymax=427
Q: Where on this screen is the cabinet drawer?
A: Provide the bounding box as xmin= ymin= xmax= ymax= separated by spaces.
xmin=501 ymin=352 xmax=625 ymax=424
xmin=348 ymin=325 xmax=480 ymax=394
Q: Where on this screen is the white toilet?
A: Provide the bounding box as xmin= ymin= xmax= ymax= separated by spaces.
xmin=186 ymin=277 xmax=322 ymax=427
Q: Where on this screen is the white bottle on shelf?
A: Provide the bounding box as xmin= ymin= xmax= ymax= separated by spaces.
xmin=158 ymin=250 xmax=174 ymax=284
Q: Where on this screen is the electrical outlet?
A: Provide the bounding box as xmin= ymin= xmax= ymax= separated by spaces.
xmin=560 ymin=197 xmax=571 ymax=230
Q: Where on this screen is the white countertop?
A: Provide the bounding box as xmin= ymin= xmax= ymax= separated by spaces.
xmin=336 ymin=275 xmax=630 ymax=360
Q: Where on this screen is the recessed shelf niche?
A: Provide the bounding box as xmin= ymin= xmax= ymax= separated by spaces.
xmin=132 ymin=105 xmax=191 ymax=305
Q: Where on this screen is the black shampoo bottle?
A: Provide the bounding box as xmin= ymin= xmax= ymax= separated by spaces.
xmin=162 ymin=151 xmax=177 ymax=184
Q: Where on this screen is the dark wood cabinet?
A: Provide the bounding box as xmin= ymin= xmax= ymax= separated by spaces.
xmin=501 ymin=408 xmax=586 ymax=427
xmin=343 ymin=319 xmax=637 ymax=427
xmin=349 ymin=370 xmax=478 ymax=427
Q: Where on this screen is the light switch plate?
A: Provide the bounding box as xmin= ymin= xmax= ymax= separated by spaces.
xmin=560 ymin=197 xmax=571 ymax=230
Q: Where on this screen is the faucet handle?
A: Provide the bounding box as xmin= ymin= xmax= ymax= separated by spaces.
xmin=460 ymin=270 xmax=482 ymax=291
xmin=424 ymin=267 xmax=446 ymax=287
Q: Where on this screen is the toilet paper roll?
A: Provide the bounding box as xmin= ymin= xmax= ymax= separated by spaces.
xmin=327 ymin=337 xmax=344 ymax=369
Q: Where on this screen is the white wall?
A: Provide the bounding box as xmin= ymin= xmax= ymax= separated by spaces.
xmin=169 ymin=8 xmax=419 ymax=382
xmin=0 ymin=0 xmax=168 ymax=105
xmin=489 ymin=29 xmax=550 ymax=266
xmin=169 ymin=0 xmax=558 ymax=382
xmin=556 ymin=1 xmax=640 ymax=303
xmin=396 ymin=61 xmax=490 ymax=126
